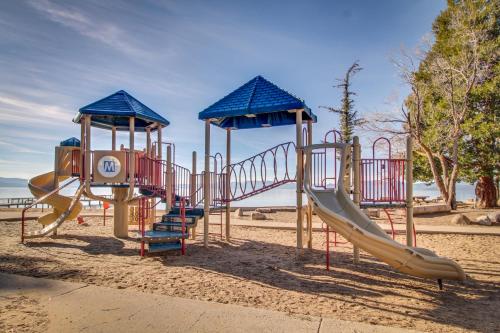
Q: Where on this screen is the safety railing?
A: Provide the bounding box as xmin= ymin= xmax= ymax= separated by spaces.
xmin=172 ymin=163 xmax=192 ymax=200
xmin=137 ymin=156 xmax=167 ymax=198
xmin=222 ymin=141 xmax=296 ymax=202
xmin=360 ymin=158 xmax=406 ymax=203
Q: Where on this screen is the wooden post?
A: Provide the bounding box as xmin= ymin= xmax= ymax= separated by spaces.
xmin=85 ymin=116 xmax=91 ymax=195
xmin=225 ymin=128 xmax=231 ymax=242
xmin=157 ymin=122 xmax=162 ymax=160
xmin=166 ymin=145 xmax=172 ymax=212
xmin=112 ymin=126 xmax=116 ymax=151
xmin=352 ymin=136 xmax=361 ymax=263
xmin=306 ymin=120 xmax=313 ymax=249
xmin=146 ymin=128 xmax=151 ymax=158
xmin=128 ymin=117 xmax=135 ymax=200
xmin=406 ymin=136 xmax=414 ymax=247
xmin=295 ymin=110 xmax=303 ymax=252
xmin=80 ymin=119 xmax=85 ymax=180
xmin=203 ymin=119 xmax=211 ymax=248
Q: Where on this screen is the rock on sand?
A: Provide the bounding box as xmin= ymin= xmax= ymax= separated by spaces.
xmin=451 ymin=214 xmax=471 ymax=225
xmin=251 ymin=212 xmax=266 ymax=220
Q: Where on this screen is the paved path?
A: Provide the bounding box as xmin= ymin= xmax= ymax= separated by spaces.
xmin=0 ymin=273 xmax=420 ymax=333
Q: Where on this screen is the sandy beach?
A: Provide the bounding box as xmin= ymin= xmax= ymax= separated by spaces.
xmin=1 ymin=207 xmax=499 ymax=333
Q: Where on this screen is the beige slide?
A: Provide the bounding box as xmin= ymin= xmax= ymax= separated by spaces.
xmin=25 ymin=172 xmax=84 ymax=238
xmin=303 ymin=143 xmax=466 ymax=281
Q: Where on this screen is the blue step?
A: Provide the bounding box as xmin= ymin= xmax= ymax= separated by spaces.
xmin=154 ymin=223 xmax=193 ymax=232
xmin=140 ymin=230 xmax=188 ymax=240
xmin=148 ymin=241 xmax=182 ymax=253
xmin=167 ymin=207 xmax=205 ymax=218
xmin=161 ymin=215 xmax=198 ymax=224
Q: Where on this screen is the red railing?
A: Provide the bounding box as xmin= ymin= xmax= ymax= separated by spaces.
xmin=222 ymin=141 xmax=296 ymax=202
xmin=360 ymin=159 xmax=406 ymax=203
xmin=172 ymin=163 xmax=191 ymax=201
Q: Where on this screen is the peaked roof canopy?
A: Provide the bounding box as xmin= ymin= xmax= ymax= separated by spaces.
xmin=73 ymin=90 xmax=170 ymax=132
xmin=199 ymin=75 xmax=316 ymax=130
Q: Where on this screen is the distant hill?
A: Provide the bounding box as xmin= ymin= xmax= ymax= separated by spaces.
xmin=0 ymin=177 xmax=28 ymax=187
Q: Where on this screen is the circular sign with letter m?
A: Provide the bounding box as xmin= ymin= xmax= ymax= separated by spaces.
xmin=97 ymin=156 xmax=121 ymax=178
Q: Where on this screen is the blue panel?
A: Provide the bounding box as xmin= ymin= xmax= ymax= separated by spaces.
xmin=60 ymin=137 xmax=80 ymax=147
xmin=74 ymin=90 xmax=169 ymax=131
xmin=198 ymin=75 xmax=317 ymax=129
xmin=148 ymin=241 xmax=182 ymax=252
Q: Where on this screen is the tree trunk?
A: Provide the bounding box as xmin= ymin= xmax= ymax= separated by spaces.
xmin=475 ymin=176 xmax=497 ymax=208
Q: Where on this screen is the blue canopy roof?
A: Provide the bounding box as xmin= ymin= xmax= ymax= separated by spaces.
xmin=73 ymin=90 xmax=169 ymax=132
xmin=60 ymin=137 xmax=80 ymax=147
xmin=199 ymin=76 xmax=317 ymax=129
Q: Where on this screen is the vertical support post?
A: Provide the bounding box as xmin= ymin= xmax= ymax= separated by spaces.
xmin=85 ymin=116 xmax=91 ymax=194
xmin=166 ymin=145 xmax=172 ymax=212
xmin=157 ymin=123 xmax=162 ymax=160
xmin=146 ymin=128 xmax=151 ymax=158
xmin=203 ymin=120 xmax=211 ymax=248
xmin=112 ymin=126 xmax=116 ymax=151
xmin=191 ymin=151 xmax=197 ymax=205
xmin=406 ymin=136 xmax=414 ymax=247
xmin=352 ymin=136 xmax=361 ymax=263
xmin=225 ymin=128 xmax=231 ymax=242
xmin=295 ymin=110 xmax=304 ymax=252
xmin=128 ymin=117 xmax=135 ymax=200
xmin=80 ymin=120 xmax=85 ymax=181
xmin=306 ymin=120 xmax=313 ymax=249
xmin=190 ymin=151 xmax=197 ymax=240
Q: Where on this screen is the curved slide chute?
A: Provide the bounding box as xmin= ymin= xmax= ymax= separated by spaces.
xmin=25 ymin=172 xmax=84 ymax=239
xmin=303 ymin=143 xmax=465 ymax=281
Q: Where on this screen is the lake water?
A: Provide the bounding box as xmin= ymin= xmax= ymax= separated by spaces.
xmin=0 ymin=182 xmax=476 ymax=207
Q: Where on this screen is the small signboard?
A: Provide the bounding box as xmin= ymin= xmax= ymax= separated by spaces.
xmin=92 ymin=151 xmax=127 ymax=184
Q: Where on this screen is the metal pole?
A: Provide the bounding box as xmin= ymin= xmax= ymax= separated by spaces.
xmin=191 ymin=151 xmax=197 ymax=206
xmin=225 ymin=128 xmax=231 ymax=242
xmin=166 ymin=145 xmax=172 ymax=212
xmin=352 ymin=136 xmax=361 ymax=263
xmin=406 ymin=136 xmax=414 ymax=247
xmin=295 ymin=110 xmax=303 ymax=252
xmin=190 ymin=151 xmax=197 ymax=240
xmin=112 ymin=126 xmax=116 ymax=151
xmin=203 ymin=119 xmax=211 ymax=248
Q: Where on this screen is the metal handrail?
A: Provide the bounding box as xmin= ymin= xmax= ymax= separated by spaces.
xmin=21 ymin=177 xmax=80 ymax=243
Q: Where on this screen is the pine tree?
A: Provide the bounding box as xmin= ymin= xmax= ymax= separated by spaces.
xmin=321 ymin=61 xmax=364 ymax=143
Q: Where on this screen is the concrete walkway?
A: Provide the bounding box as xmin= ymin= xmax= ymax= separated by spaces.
xmin=0 ymin=273 xmax=420 ymax=333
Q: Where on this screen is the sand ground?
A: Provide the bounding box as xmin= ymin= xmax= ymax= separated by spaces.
xmin=1 ymin=208 xmax=499 ymax=333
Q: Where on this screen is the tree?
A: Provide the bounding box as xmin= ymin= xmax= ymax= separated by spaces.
xmin=364 ymin=0 xmax=499 ymax=208
xmin=321 ymin=61 xmax=364 ymax=143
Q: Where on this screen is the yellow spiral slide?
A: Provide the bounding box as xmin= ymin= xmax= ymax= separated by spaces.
xmin=25 ymin=172 xmax=84 ymax=238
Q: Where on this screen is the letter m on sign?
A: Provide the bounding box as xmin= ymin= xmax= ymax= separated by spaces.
xmin=103 ymin=160 xmax=116 ymax=173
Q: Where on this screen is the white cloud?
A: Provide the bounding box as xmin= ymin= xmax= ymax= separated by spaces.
xmin=28 ymin=0 xmax=151 ymax=59
xmin=0 ymin=95 xmax=74 ymax=126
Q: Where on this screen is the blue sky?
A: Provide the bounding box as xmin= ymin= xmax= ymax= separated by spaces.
xmin=0 ymin=0 xmax=445 ymax=178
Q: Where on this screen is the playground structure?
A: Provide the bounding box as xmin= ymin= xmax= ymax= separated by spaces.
xmin=20 ymin=76 xmax=465 ymax=283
